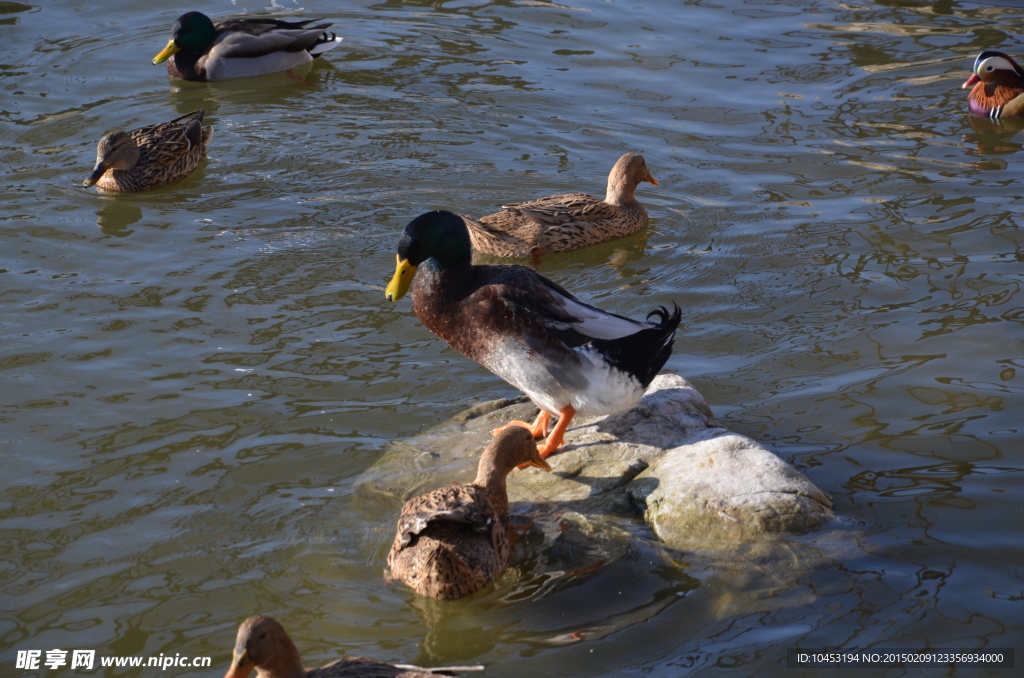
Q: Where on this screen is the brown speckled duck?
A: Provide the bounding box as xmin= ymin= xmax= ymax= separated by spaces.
xmin=462 ymin=153 xmax=659 ymax=257
xmin=83 ymin=110 xmax=212 ymax=192
xmin=963 ymin=51 xmax=1024 ymax=119
xmin=387 ymin=427 xmax=551 ymax=600
xmin=152 ymin=12 xmax=342 ymax=81
xmin=384 ymin=211 xmax=681 ymax=460
xmin=222 ymin=616 xmax=467 ymax=678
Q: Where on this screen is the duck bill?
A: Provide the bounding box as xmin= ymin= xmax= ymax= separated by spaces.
xmin=222 ymin=650 xmax=253 ymax=678
xmin=527 ymin=456 xmax=553 ymax=471
xmin=385 ymin=256 xmax=416 ymax=302
xmin=152 ymin=39 xmax=180 ymax=65
xmin=83 ymin=162 xmax=107 ymax=187
xmin=645 ymin=172 xmax=659 ymax=186
xmin=962 ymin=73 xmax=981 ymax=89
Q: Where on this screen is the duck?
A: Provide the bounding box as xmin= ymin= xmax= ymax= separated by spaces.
xmin=462 ymin=153 xmax=659 ymax=258
xmin=83 ymin=110 xmax=212 ymax=192
xmin=962 ymin=51 xmax=1024 ymax=119
xmin=223 ymin=616 xmax=467 ymax=678
xmin=384 ymin=210 xmax=682 ymax=459
xmin=387 ymin=427 xmax=552 ymax=600
xmin=152 ymin=12 xmax=342 ymax=81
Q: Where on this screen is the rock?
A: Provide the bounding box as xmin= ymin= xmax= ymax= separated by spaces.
xmin=359 ymin=374 xmax=833 ymax=551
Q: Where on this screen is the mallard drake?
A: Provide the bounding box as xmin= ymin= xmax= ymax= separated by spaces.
xmin=462 ymin=153 xmax=658 ymax=258
xmin=963 ymin=51 xmax=1024 ymax=119
xmin=223 ymin=616 xmax=466 ymax=678
xmin=83 ymin=110 xmax=212 ymax=192
xmin=384 ymin=210 xmax=682 ymax=459
xmin=152 ymin=12 xmax=342 ymax=81
xmin=387 ymin=427 xmax=551 ymax=600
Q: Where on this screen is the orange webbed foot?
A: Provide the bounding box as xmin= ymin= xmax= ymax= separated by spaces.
xmin=518 ymin=405 xmax=574 ymax=468
xmin=492 ymin=411 xmax=550 ymax=439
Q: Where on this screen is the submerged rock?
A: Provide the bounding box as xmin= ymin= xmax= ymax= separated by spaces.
xmin=360 ymin=374 xmax=833 ymax=551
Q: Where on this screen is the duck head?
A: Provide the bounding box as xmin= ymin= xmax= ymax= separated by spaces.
xmin=83 ymin=131 xmax=140 ymax=187
xmin=963 ymin=50 xmax=1024 ymax=89
xmin=223 ymin=616 xmax=305 ymax=678
xmin=474 ymin=426 xmax=552 ymax=492
xmin=153 ymin=12 xmax=218 ymax=64
xmin=385 ymin=211 xmax=472 ymax=302
xmin=605 ymin=152 xmax=658 ymax=204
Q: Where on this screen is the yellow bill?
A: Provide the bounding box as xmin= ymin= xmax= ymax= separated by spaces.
xmin=152 ymin=39 xmax=180 ymax=65
xmin=526 ymin=455 xmax=553 ymax=471
xmin=385 ymin=255 xmax=416 ymax=302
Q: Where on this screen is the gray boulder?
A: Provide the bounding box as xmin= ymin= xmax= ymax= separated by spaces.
xmin=359 ymin=374 xmax=833 ymax=551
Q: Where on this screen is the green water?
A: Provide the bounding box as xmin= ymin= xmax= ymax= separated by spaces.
xmin=2 ymin=0 xmax=1022 ymax=676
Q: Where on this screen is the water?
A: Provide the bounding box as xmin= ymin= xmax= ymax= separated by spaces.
xmin=3 ymin=0 xmax=1023 ymax=675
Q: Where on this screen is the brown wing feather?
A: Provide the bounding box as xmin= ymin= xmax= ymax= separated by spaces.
xmin=392 ymin=484 xmax=496 ymax=550
xmin=387 ymin=483 xmax=508 ymax=599
xmin=469 ymin=191 xmax=647 ymax=256
xmin=98 ymin=111 xmax=211 ymax=192
xmin=134 ymin=111 xmax=205 ymax=166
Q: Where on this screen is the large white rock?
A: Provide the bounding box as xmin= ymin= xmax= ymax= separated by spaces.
xmin=360 ymin=374 xmax=833 ymax=551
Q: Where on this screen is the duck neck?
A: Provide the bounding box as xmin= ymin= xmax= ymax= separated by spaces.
xmin=605 ymin=174 xmax=636 ymax=206
xmin=473 ymin=455 xmax=510 ymax=519
xmin=254 ymin=636 xmax=306 ymax=678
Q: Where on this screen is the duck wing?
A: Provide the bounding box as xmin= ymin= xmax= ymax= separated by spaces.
xmin=469 ymin=265 xmax=682 ymax=386
xmin=501 ymin=192 xmax=618 ymax=230
xmin=132 ymin=110 xmax=206 ymax=166
xmin=462 ymin=214 xmax=540 ymax=257
xmin=211 ymin=18 xmax=334 ymax=58
xmin=471 ymin=265 xmax=660 ymax=345
xmin=393 ymin=484 xmax=498 ymax=551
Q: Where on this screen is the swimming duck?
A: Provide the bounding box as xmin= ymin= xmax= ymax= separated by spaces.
xmin=384 ymin=210 xmax=682 ymax=459
xmin=83 ymin=110 xmax=212 ymax=192
xmin=462 ymin=153 xmax=658 ymax=258
xmin=962 ymin=51 xmax=1024 ymax=119
xmin=152 ymin=12 xmax=342 ymax=81
xmin=387 ymin=427 xmax=551 ymax=600
xmin=223 ymin=616 xmax=465 ymax=678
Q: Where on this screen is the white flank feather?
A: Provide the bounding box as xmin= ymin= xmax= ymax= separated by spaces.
xmin=205 ymin=51 xmax=313 ymax=80
xmin=481 ymin=340 xmax=645 ymax=418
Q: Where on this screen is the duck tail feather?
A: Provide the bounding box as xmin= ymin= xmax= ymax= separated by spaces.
xmin=590 ymin=302 xmax=682 ymax=388
xmin=309 ymin=32 xmax=343 ymax=57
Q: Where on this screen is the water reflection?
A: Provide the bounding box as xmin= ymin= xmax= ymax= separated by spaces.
xmin=95 ymin=200 xmax=142 ymax=236
xmin=963 ymin=115 xmax=1024 ymax=163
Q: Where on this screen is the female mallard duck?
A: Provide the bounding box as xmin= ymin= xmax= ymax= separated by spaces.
xmin=387 ymin=427 xmax=551 ymax=600
xmin=385 ymin=210 xmax=682 ymax=459
xmin=83 ymin=110 xmax=212 ymax=192
xmin=462 ymin=153 xmax=658 ymax=258
xmin=223 ymin=616 xmax=466 ymax=678
xmin=152 ymin=12 xmax=342 ymax=81
xmin=963 ymin=51 xmax=1024 ymax=119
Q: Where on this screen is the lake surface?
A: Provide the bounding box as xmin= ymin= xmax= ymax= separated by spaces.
xmin=3 ymin=0 xmax=1023 ymax=676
